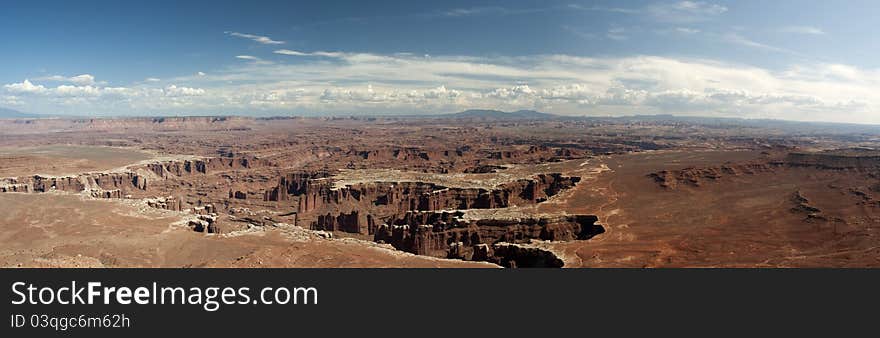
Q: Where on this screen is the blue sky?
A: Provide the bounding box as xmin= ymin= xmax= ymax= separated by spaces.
xmin=2 ymin=0 xmax=880 ymax=123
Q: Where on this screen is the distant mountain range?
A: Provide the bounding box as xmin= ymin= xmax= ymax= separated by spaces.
xmin=422 ymin=110 xmax=880 ymax=134
xmin=3 ymin=106 xmax=878 ymax=135
xmin=444 ymin=109 xmax=558 ymax=119
xmin=0 ymin=107 xmax=42 ymax=118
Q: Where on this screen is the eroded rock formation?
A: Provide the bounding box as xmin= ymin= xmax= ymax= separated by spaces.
xmin=490 ymin=242 xmax=565 ymax=268
xmin=649 ymin=163 xmax=779 ymax=189
xmin=786 ymin=149 xmax=880 ymax=170
xmin=146 ymin=155 xmax=269 ymax=178
xmin=651 ymin=149 xmax=880 ymax=190
xmin=264 ymin=171 xmax=331 ymax=201
xmin=373 ymin=211 xmax=602 ymax=262
xmin=256 ymin=167 xmax=599 ymax=266
xmin=273 ymin=172 xmax=581 ymax=228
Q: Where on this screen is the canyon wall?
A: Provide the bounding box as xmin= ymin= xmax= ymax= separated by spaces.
xmin=650 ymin=150 xmax=880 ymax=190
xmin=374 ymin=211 xmax=603 ymax=260
xmin=786 ymin=151 xmax=880 ymax=170
xmin=266 ymin=172 xmax=581 ymax=234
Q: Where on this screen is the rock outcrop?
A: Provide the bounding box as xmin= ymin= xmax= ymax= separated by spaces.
xmin=786 ymin=149 xmax=880 ymax=170
xmin=147 ymin=155 xmax=269 ymax=178
xmin=258 ymin=168 xmax=597 ymax=266
xmin=2 ymin=173 xmax=150 ymax=196
xmin=189 ymin=214 xmax=220 ymax=233
xmin=287 ymin=173 xmax=580 ymax=230
xmin=490 ymin=242 xmax=565 ymax=268
xmin=263 ymin=171 xmax=331 ymax=201
xmin=313 ymin=211 xmax=378 ymax=234
xmin=146 ymin=196 xmax=184 ymax=211
xmin=373 ymin=211 xmax=603 ymax=260
xmin=649 ymin=162 xmax=779 ymax=189
xmin=651 ymin=149 xmax=880 ymax=190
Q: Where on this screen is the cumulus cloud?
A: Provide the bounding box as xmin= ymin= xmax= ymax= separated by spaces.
xmin=1 ymin=95 xmax=23 ymax=106
xmin=4 ymin=80 xmax=47 ymax=94
xmin=1 ymin=76 xmax=210 ymax=114
xmin=54 ymin=85 xmax=101 ymax=97
xmin=164 ymin=85 xmax=205 ymax=96
xmin=423 ymin=85 xmax=460 ymax=99
xmin=4 ymin=52 xmax=880 ymax=123
xmin=487 ymin=85 xmax=536 ymax=99
xmin=69 ymin=74 xmax=96 ymax=85
xmin=226 ymin=31 xmax=284 ymax=44
xmin=35 ymin=74 xmax=97 ymax=85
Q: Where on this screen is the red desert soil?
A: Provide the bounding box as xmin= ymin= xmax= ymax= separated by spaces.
xmin=0 ymin=193 xmax=493 ymax=268
xmin=546 ymin=150 xmax=880 ymax=267
xmin=1 ymin=115 xmax=879 ymax=267
xmin=0 ymin=145 xmax=153 ymax=177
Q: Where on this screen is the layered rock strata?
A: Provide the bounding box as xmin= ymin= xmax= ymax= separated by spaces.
xmin=373 ymin=211 xmax=602 ymax=262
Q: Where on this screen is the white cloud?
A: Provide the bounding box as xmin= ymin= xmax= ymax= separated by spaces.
xmin=55 ymin=85 xmax=101 ymax=97
xmin=100 ymin=87 xmax=133 ymax=98
xmin=3 ymin=80 xmax=46 ymax=94
xmin=164 ymin=85 xmax=205 ymax=96
xmin=780 ymin=26 xmax=826 ymax=35
xmin=69 ymin=74 xmax=96 ymax=85
xmin=423 ymin=85 xmax=460 ymax=99
xmin=439 ymin=2 xmax=726 ymax=24
xmin=35 ymin=74 xmax=97 ymax=85
xmin=226 ymin=31 xmax=284 ymax=45
xmin=6 ymin=52 xmax=880 ymax=123
xmin=567 ymin=4 xmax=640 ymax=14
xmin=675 ymin=27 xmax=700 ymax=34
xmin=724 ymin=33 xmax=796 ymax=55
xmin=36 ymin=75 xmax=67 ymax=82
xmin=488 ymin=85 xmax=536 ymax=99
xmin=675 ymin=1 xmax=727 ymax=14
xmin=438 ymin=2 xmax=726 ymax=24
xmin=274 ymin=49 xmax=345 ymax=58
xmin=235 ymin=55 xmax=272 ymax=65
xmin=439 ymin=6 xmax=554 ymax=17
xmin=197 ymin=72 xmax=206 ymax=76
xmin=145 ymin=77 xmax=161 ymax=82
xmin=443 ymin=7 xmax=505 ymax=17
xmin=313 ymin=51 xmax=345 ymax=58
xmin=273 ymin=49 xmax=309 ymax=56
xmin=647 ymin=1 xmax=728 ymax=23
xmin=1 ymin=95 xmax=23 ymax=106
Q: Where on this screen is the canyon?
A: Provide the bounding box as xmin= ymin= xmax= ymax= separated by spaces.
xmin=2 ymin=114 xmax=880 ymax=267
